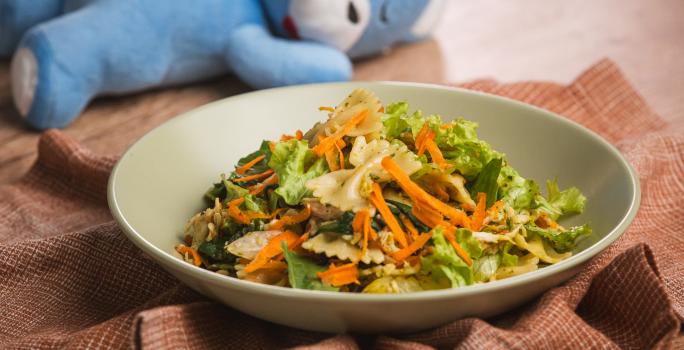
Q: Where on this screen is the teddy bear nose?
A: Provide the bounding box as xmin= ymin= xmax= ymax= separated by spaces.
xmin=282 ymin=15 xmax=299 ymax=39
xmin=347 ymin=2 xmax=359 ymax=24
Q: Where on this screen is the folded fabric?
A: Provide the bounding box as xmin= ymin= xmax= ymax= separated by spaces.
xmin=0 ymin=59 xmax=681 ymax=349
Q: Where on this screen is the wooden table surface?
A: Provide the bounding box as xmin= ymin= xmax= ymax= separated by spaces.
xmin=0 ymin=1 xmax=682 ymax=345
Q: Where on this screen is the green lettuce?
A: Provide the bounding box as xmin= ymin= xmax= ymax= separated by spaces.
xmin=500 ymin=243 xmax=519 ymax=267
xmin=420 ymin=228 xmax=474 ymax=288
xmin=382 ymin=102 xmax=410 ymax=138
xmin=498 ymin=165 xmax=540 ymax=210
xmin=473 ymin=255 xmax=499 ymax=282
xmin=534 ymin=179 xmax=587 ymax=220
xmin=268 ymin=139 xmax=328 ymax=205
xmin=526 ymin=224 xmax=592 ymax=252
xmin=470 ymin=158 xmax=503 ymax=207
xmin=282 ymin=242 xmax=338 ymax=291
xmin=455 ymin=228 xmax=483 ymax=260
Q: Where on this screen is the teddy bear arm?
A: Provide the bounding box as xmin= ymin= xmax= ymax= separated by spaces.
xmin=223 ymin=24 xmax=352 ymax=89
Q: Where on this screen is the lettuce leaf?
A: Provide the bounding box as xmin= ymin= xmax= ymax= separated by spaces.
xmin=470 ymin=158 xmax=502 ymax=207
xmin=282 ymin=242 xmax=338 ymax=291
xmin=268 ymin=139 xmax=328 ymax=205
xmin=498 ymin=165 xmax=540 ymax=210
xmin=500 ymin=243 xmax=519 ymax=267
xmin=473 ymin=254 xmax=499 ymax=282
xmin=382 ymin=102 xmax=410 ymax=138
xmin=525 ymin=224 xmax=592 ymax=252
xmin=455 ymin=228 xmax=483 ymax=260
xmin=534 ymin=179 xmax=587 ymax=220
xmin=420 ymin=228 xmax=474 ymax=288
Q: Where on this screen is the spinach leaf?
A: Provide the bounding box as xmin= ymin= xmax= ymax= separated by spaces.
xmin=282 ymin=242 xmax=338 ymax=291
xmin=470 ymin=158 xmax=502 ymax=207
xmin=385 ymin=200 xmax=430 ymax=233
xmin=198 ymin=235 xmax=237 ymax=264
xmin=317 ymin=211 xmax=355 ymax=234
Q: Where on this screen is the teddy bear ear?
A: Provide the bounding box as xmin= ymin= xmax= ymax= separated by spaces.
xmin=403 ymin=0 xmax=445 ymax=42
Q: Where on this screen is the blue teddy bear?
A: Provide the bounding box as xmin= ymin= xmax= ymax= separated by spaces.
xmin=0 ymin=0 xmax=444 ymax=129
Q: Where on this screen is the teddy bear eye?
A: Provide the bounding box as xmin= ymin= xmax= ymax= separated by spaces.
xmin=347 ymin=1 xmax=359 ymax=24
xmin=379 ymin=2 xmax=389 ymax=23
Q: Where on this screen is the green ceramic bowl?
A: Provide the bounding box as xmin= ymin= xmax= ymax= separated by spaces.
xmin=108 ymin=82 xmax=639 ymax=333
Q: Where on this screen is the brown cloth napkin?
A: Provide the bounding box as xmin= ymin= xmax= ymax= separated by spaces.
xmin=0 ymin=59 xmax=682 ymax=349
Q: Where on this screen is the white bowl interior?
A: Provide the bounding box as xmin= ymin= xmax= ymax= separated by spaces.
xmin=108 ymin=82 xmax=638 ymax=332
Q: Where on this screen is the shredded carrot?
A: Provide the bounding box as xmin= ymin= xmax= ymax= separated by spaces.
xmin=228 ymin=197 xmax=273 ymax=224
xmin=236 ymin=154 xmax=265 ymax=175
xmin=268 ymin=141 xmax=276 ymax=153
xmin=400 ymin=214 xmax=420 ymax=240
xmin=335 ymin=139 xmax=345 ymax=169
xmin=280 ymin=134 xmax=293 ymax=141
xmin=311 ymin=109 xmax=368 ymax=156
xmin=295 ymin=130 xmax=303 ymax=140
xmin=353 ymin=209 xmax=371 ymax=258
xmin=259 ymin=260 xmax=288 ymax=270
xmin=228 ymin=197 xmax=245 ymax=206
xmin=317 ymin=263 xmax=359 ymax=287
xmin=440 ymin=124 xmax=452 ymax=129
xmin=248 ymin=173 xmax=279 ymax=195
xmin=369 ymin=182 xmax=408 ymax=248
xmin=244 ymin=231 xmax=300 ymax=273
xmin=318 ymin=106 xmax=335 ymax=112
xmin=471 ymin=192 xmax=487 ymax=231
xmin=424 ymin=138 xmax=449 ymax=169
xmin=405 ymin=255 xmax=421 ymax=266
xmin=268 ymin=205 xmax=311 ymax=230
xmin=175 ymin=244 xmax=202 ymax=267
xmin=382 ymin=156 xmax=471 ymax=229
xmin=442 ymin=225 xmax=473 ymax=266
xmin=414 ymin=123 xmax=432 ymax=156
xmin=391 ymin=232 xmax=432 ymax=262
xmin=378 ymin=106 xmax=385 ymax=113
xmin=291 ymin=232 xmax=310 ymax=251
xmin=232 ymin=169 xmax=274 ymax=183
xmin=411 ymin=204 xmax=443 ymax=228
xmin=324 ymin=147 xmax=339 ymax=171
xmin=487 ymin=200 xmax=504 ymax=219
xmin=432 ymin=183 xmax=450 ymax=202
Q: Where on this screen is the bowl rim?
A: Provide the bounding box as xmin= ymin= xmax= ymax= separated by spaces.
xmin=108 ymin=81 xmax=640 ymax=302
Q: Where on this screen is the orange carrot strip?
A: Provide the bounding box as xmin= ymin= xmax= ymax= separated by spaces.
xmin=378 ymin=106 xmax=385 ymax=113
xmin=312 ymin=109 xmax=368 ymax=156
xmin=295 ymin=130 xmax=303 ymax=140
xmin=411 ymin=204 xmax=443 ymax=228
xmin=291 ymin=232 xmax=310 ymax=251
xmin=442 ymin=225 xmax=473 ymax=266
xmin=471 ymin=192 xmax=487 ymax=231
xmin=414 ymin=123 xmax=431 ymax=156
xmin=318 ymin=106 xmax=335 ymax=112
xmin=487 ymin=200 xmax=504 ymax=219
xmin=232 ymin=169 xmax=274 ymax=183
xmin=432 ymin=183 xmax=450 ymax=202
xmin=259 ymin=260 xmax=288 ymax=270
xmin=236 ymin=154 xmax=265 ymax=175
xmin=248 ymin=174 xmax=278 ymax=196
xmin=391 ymin=232 xmax=432 ymax=262
xmin=382 ymin=157 xmax=471 ymax=229
xmin=400 ymin=214 xmax=420 ymax=240
xmin=335 ymin=139 xmax=345 ymax=169
xmin=324 ymin=148 xmax=339 ymax=171
xmin=175 ymin=244 xmax=202 ymax=266
xmin=244 ymin=231 xmax=300 ymax=273
xmin=424 ymin=138 xmax=448 ymax=169
xmin=440 ymin=124 xmax=451 ymax=129
xmin=353 ymin=209 xmax=371 ymax=258
xmin=317 ymin=263 xmax=359 ymax=286
xmin=268 ymin=205 xmax=311 ymax=230
xmin=370 ymin=183 xmax=408 ymax=248
xmin=268 ymin=142 xmax=276 ymax=153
